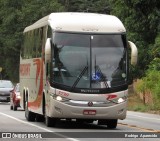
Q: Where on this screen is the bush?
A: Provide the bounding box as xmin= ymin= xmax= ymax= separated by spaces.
xmin=135 ymin=70 xmax=160 ymax=110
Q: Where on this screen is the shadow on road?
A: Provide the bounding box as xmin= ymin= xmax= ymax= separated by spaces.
xmin=54 ymin=120 xmax=120 ymax=130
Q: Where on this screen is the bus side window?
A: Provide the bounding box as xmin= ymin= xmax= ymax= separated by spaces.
xmin=21 ymin=33 xmax=26 ymax=59
xmin=24 ymin=32 xmax=31 ymax=59
xmin=36 ymin=28 xmax=42 ymax=57
xmin=30 ymin=30 xmax=34 ymax=58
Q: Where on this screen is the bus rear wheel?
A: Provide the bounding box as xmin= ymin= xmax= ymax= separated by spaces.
xmin=36 ymin=114 xmax=44 ymax=122
xmin=98 ymin=119 xmax=118 ymax=129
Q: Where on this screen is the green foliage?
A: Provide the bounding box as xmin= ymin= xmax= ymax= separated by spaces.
xmin=58 ymin=0 xmax=110 ymax=13
xmin=143 ymin=70 xmax=160 ymax=92
xmin=109 ymin=0 xmax=160 ymax=78
xmin=135 ymin=70 xmax=160 ymax=110
xmin=132 ymin=105 xmax=150 ymax=112
xmin=152 ymin=33 xmax=160 ymax=59
xmin=0 ymin=0 xmax=64 ymax=82
xmin=134 ymin=32 xmax=160 ymax=111
xmin=128 ymin=91 xmax=151 ymax=112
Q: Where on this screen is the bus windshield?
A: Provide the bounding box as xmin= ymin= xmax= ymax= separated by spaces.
xmin=51 ymin=32 xmax=127 ymax=91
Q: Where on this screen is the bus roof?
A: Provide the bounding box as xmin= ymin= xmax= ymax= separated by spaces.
xmin=24 ymin=12 xmax=126 ymax=33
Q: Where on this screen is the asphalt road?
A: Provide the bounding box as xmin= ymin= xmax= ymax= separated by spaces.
xmin=0 ymin=102 xmax=159 ymax=141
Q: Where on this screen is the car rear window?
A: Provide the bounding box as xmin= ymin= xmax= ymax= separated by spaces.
xmin=0 ymin=81 xmax=13 ymax=88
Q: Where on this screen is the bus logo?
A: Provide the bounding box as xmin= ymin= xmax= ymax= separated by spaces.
xmin=88 ymin=101 xmax=93 ymax=107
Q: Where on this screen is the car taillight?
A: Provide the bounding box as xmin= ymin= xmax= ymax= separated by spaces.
xmin=16 ymin=95 xmax=21 ymax=99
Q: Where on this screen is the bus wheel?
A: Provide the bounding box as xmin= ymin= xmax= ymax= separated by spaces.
xmin=45 ymin=116 xmax=57 ymax=127
xmin=25 ymin=100 xmax=35 ymax=121
xmin=98 ymin=119 xmax=118 ymax=129
xmin=44 ymin=105 xmax=56 ymax=127
xmin=36 ymin=114 xmax=44 ymax=122
xmin=106 ymin=119 xmax=117 ymax=129
xmin=45 ymin=116 xmax=54 ymax=127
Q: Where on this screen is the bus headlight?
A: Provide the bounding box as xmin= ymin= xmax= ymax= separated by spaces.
xmin=51 ymin=94 xmax=70 ymax=102
xmin=56 ymin=96 xmax=70 ymax=102
xmin=56 ymin=96 xmax=62 ymax=101
xmin=118 ymin=98 xmax=125 ymax=103
xmin=111 ymin=96 xmax=127 ymax=104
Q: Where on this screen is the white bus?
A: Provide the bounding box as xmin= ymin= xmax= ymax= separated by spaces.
xmin=20 ymin=12 xmax=138 ymax=128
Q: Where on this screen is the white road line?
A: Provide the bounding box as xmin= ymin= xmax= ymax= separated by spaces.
xmin=128 ymin=114 xmax=160 ymax=121
xmin=0 ymin=112 xmax=79 ymax=141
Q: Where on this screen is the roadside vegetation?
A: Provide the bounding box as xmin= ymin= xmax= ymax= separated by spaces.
xmin=128 ymin=34 xmax=160 ymax=113
xmin=128 ymin=90 xmax=160 ymax=114
xmin=127 ymin=91 xmax=149 ymax=112
xmin=128 ymin=70 xmax=160 ymax=113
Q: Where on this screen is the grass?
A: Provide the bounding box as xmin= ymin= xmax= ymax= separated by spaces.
xmin=127 ymin=92 xmax=148 ymax=112
xmin=127 ymin=91 xmax=160 ymax=114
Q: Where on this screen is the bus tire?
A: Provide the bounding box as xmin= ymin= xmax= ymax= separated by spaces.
xmin=45 ymin=116 xmax=52 ymax=127
xmin=45 ymin=114 xmax=57 ymax=127
xmin=25 ymin=100 xmax=35 ymax=121
xmin=36 ymin=114 xmax=44 ymax=122
xmin=106 ymin=119 xmax=118 ymax=129
xmin=44 ymin=106 xmax=56 ymax=127
xmin=98 ymin=119 xmax=117 ymax=129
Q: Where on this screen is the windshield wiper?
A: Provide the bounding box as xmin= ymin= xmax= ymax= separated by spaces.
xmin=71 ymin=66 xmax=88 ymax=90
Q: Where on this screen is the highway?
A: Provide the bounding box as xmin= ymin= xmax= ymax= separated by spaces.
xmin=0 ymin=102 xmax=159 ymax=141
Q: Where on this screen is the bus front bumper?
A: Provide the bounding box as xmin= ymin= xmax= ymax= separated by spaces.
xmin=48 ymin=99 xmax=127 ymax=120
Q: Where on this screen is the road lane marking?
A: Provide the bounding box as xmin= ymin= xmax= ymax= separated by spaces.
xmin=127 ymin=114 xmax=160 ymax=121
xmin=0 ymin=112 xmax=79 ymax=141
xmin=118 ymin=123 xmax=160 ymax=133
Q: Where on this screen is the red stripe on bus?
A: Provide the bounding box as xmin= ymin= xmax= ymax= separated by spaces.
xmin=28 ymin=58 xmax=43 ymax=110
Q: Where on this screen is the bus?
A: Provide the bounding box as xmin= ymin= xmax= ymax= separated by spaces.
xmin=20 ymin=12 xmax=138 ymax=128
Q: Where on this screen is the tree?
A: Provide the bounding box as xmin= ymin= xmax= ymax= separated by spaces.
xmin=0 ymin=0 xmax=24 ymax=81
xmin=0 ymin=0 xmax=64 ymax=82
xmin=109 ymin=0 xmax=160 ymax=78
xmin=58 ymin=0 xmax=110 ymax=14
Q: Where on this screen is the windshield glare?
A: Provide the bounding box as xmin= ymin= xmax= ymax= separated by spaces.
xmin=52 ymin=32 xmax=127 ymax=90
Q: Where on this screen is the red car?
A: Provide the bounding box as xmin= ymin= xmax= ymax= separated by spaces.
xmin=10 ymin=83 xmax=21 ymax=111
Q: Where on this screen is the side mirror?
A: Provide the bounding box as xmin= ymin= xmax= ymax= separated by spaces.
xmin=128 ymin=41 xmax=138 ymax=66
xmin=45 ymin=38 xmax=51 ymax=63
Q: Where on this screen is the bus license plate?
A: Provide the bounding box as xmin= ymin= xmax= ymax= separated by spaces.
xmin=83 ymin=110 xmax=96 ymax=115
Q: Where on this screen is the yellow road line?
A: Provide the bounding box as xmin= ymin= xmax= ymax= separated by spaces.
xmin=118 ymin=123 xmax=160 ymax=133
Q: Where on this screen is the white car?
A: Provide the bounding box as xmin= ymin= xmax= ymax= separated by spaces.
xmin=0 ymin=80 xmax=14 ymax=102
